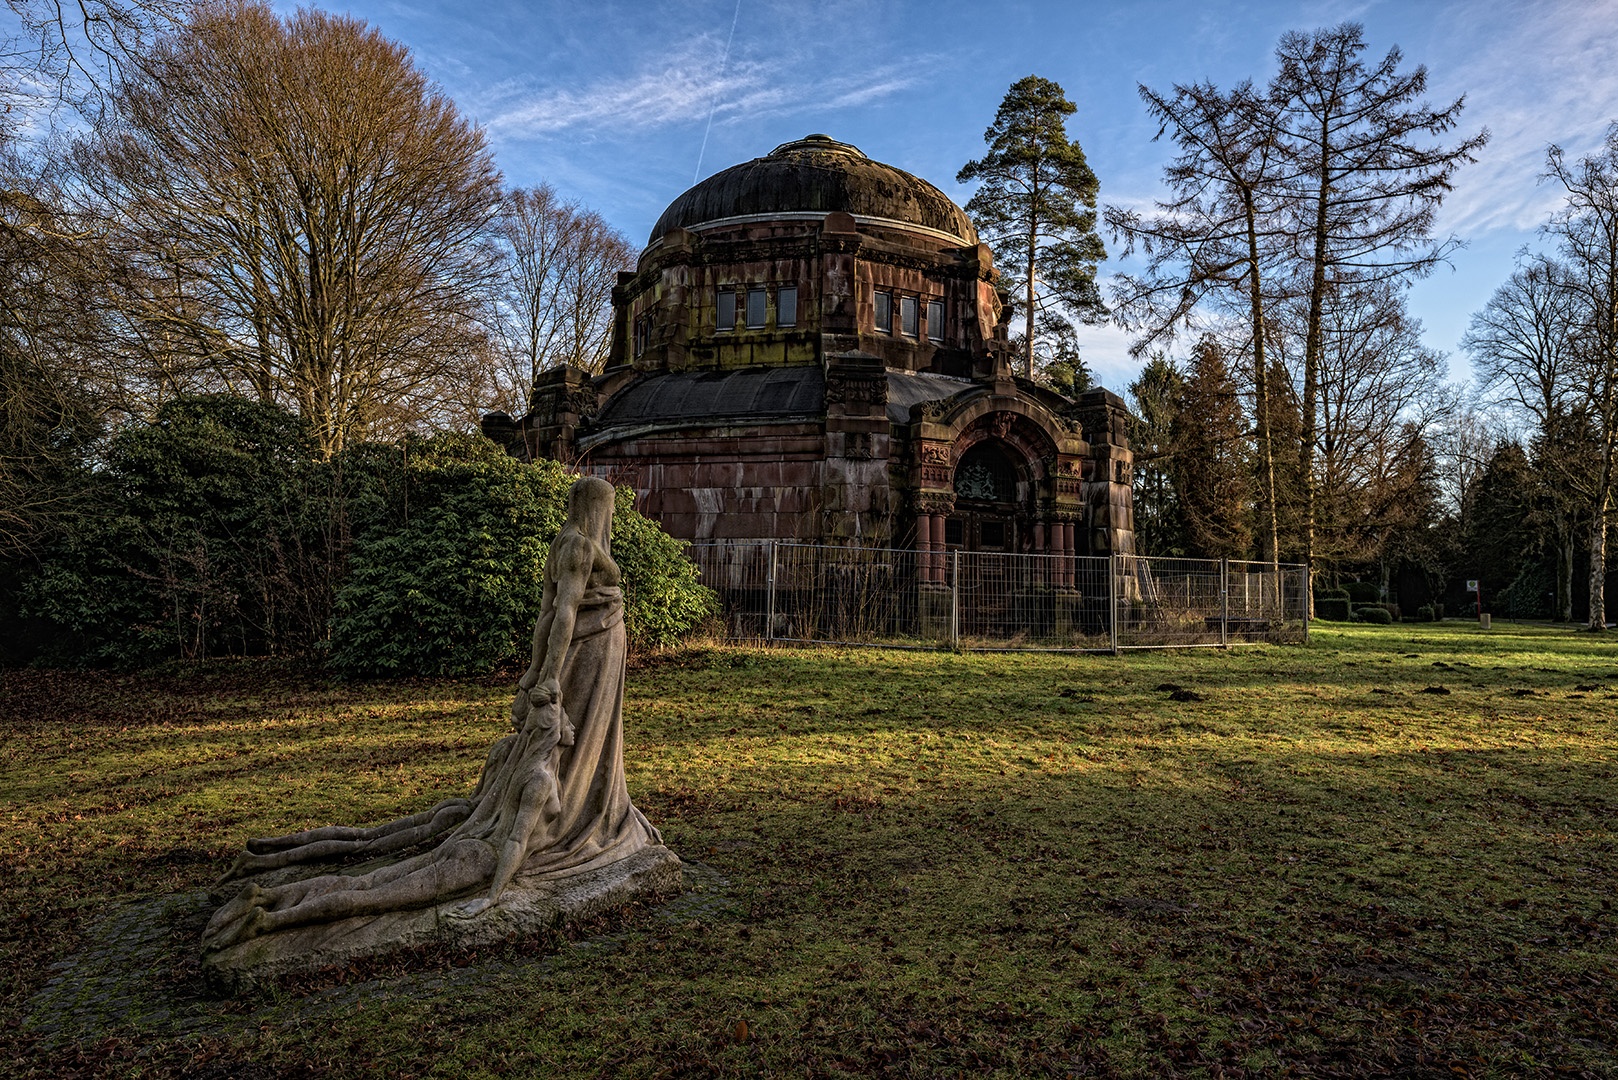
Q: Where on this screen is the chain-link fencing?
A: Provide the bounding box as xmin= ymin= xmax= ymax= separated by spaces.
xmin=685 ymin=542 xmax=1307 ymax=651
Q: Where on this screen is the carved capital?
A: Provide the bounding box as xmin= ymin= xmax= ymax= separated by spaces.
xmin=913 ymin=490 xmax=956 ymax=516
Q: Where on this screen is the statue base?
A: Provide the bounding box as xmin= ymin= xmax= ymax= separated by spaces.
xmin=202 ymin=845 xmax=683 ymax=990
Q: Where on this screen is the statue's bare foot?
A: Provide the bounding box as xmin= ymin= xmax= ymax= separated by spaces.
xmin=206 ymin=905 xmax=269 ymax=950
xmin=204 ymin=884 xmax=265 ymax=941
xmin=446 ymin=897 xmax=492 ymax=920
xmin=216 ymin=852 xmax=263 ymax=884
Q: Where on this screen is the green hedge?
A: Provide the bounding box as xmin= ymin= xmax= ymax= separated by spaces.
xmin=10 ymin=396 xmax=715 ymax=673
xmin=1344 ymin=581 xmax=1381 ymax=604
xmin=1314 ymin=597 xmax=1351 ymax=622
xmin=1354 ymin=605 xmax=1393 ymax=625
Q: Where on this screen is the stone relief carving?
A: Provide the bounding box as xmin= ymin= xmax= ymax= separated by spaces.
xmin=824 ymin=374 xmax=889 ymax=409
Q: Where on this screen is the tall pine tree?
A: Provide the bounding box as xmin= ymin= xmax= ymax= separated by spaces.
xmin=958 ymin=76 xmax=1106 ymax=381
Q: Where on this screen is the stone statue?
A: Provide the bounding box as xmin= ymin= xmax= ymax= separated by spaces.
xmin=202 ymin=477 xmax=673 ymax=969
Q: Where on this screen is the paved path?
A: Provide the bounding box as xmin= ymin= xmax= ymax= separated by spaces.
xmin=23 ymin=859 xmax=735 ymax=1046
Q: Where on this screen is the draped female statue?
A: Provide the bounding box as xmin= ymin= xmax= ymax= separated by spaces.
xmin=203 ymin=477 xmax=664 ymax=953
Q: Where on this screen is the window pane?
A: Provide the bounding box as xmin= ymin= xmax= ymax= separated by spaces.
xmin=777 ymin=285 xmax=797 ymax=328
xmin=717 ymin=291 xmax=735 ymax=331
xmin=747 ymin=289 xmax=767 ymax=328
xmin=900 ymin=295 xmax=917 ymax=337
xmin=927 ymin=300 xmax=943 ymax=342
xmin=874 ymin=290 xmax=892 ymax=333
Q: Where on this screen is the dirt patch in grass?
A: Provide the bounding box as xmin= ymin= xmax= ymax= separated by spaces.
xmin=2 ymin=623 xmax=1615 ymax=1077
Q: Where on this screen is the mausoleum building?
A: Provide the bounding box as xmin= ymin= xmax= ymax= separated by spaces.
xmin=486 ymin=135 xmax=1135 ymax=562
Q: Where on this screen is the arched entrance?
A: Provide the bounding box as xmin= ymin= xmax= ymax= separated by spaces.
xmin=946 ymin=440 xmax=1023 ymax=553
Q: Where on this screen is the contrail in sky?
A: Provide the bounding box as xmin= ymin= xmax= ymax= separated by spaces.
xmin=694 ymin=0 xmax=741 ymax=184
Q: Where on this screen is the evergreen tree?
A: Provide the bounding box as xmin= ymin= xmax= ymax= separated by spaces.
xmin=1127 ymin=355 xmax=1188 ymax=557
xmin=958 ymin=75 xmax=1106 ymax=381
xmin=1171 ymin=337 xmax=1252 ymax=558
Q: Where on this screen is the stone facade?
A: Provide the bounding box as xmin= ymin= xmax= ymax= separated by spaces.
xmin=487 ymin=134 xmax=1135 ymax=559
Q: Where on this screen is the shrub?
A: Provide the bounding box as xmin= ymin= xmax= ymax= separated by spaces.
xmin=1344 ymin=581 xmax=1381 ymax=604
xmin=17 ymin=395 xmax=328 ymax=667
xmin=1354 ymin=604 xmax=1393 ymax=624
xmin=325 ymin=436 xmax=715 ymax=678
xmin=1314 ymin=597 xmax=1351 ymax=622
xmin=1416 ymin=604 xmax=1436 ymax=622
xmin=14 ymin=400 xmax=715 ymax=674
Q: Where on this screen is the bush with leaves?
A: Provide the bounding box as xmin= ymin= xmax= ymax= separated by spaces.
xmin=17 ymin=395 xmax=329 ymax=667
xmin=324 ymin=434 xmax=714 ymax=678
xmin=12 ymin=398 xmax=714 ymax=672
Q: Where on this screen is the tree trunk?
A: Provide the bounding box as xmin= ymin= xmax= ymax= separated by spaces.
xmin=1244 ymin=190 xmax=1280 ymax=585
xmin=1589 ymin=492 xmax=1609 ymax=629
xmin=1025 ymin=213 xmax=1037 ymax=381
xmin=1558 ymin=525 xmax=1575 ymax=622
xmin=1302 ymin=152 xmax=1330 ymax=617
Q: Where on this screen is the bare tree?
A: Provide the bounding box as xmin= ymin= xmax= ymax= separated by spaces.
xmin=74 ymin=0 xmax=501 ymax=454
xmin=0 ymin=142 xmax=104 ymax=556
xmin=1462 ymin=254 xmax=1582 ymax=619
xmin=2 ymin=0 xmax=185 ymax=125
xmin=1271 ymin=279 xmax=1445 ymax=567
xmin=1544 ymin=123 xmax=1618 ymax=629
xmin=481 ymin=185 xmax=633 ymax=418
xmin=1270 ymin=22 xmax=1487 ymax=607
xmin=1108 ymin=79 xmax=1297 ymax=571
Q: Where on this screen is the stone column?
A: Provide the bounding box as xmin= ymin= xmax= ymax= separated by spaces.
xmin=930 ymin=514 xmax=948 ymax=583
xmin=917 ymin=514 xmax=936 ymax=585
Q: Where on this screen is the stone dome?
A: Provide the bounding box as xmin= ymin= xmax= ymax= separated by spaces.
xmin=648 ymin=134 xmax=979 ymax=246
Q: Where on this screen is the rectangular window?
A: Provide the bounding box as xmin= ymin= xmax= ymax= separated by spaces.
xmin=634 ymin=316 xmax=646 ymax=356
xmin=777 ymin=285 xmax=797 ymax=328
xmin=900 ymin=295 xmax=918 ymax=338
xmin=747 ymin=288 xmax=767 ymax=328
xmin=927 ymin=299 xmax=944 ymax=343
xmin=717 ymin=290 xmax=736 ymax=331
xmin=874 ymin=289 xmax=892 ymax=333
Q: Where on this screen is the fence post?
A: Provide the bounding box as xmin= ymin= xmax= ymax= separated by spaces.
xmin=1108 ymin=552 xmax=1119 ymax=655
xmin=766 ymin=540 xmax=777 ymax=643
xmin=950 ymin=550 xmax=960 ymax=650
xmin=1300 ymin=566 xmax=1310 ymax=643
xmin=1220 ymin=557 xmax=1229 ymax=648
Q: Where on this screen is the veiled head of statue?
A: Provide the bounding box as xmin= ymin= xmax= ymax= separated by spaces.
xmin=566 ymin=477 xmax=616 ymax=548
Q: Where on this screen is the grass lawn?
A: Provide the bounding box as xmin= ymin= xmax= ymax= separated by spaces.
xmin=1 ymin=622 xmax=1615 ymax=1078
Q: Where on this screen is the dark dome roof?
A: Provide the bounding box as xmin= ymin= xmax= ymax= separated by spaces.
xmin=648 ymin=135 xmax=979 ymax=246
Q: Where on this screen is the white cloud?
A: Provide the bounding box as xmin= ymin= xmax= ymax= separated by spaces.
xmin=481 ymin=36 xmax=920 ymax=141
xmin=1431 ymin=0 xmax=1618 ymax=237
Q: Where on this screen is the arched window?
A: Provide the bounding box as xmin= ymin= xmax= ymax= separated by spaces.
xmin=954 ymin=442 xmax=1017 ymax=503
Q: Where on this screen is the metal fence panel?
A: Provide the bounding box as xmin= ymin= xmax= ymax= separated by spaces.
xmin=685 ymin=542 xmax=1307 ymax=651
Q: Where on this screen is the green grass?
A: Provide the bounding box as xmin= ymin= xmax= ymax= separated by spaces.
xmin=2 ymin=622 xmax=1615 ymax=1078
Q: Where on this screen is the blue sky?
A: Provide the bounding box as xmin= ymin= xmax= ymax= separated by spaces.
xmin=323 ymin=0 xmax=1615 ymax=390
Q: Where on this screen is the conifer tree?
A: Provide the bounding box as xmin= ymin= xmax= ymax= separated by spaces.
xmin=958 ymin=75 xmax=1106 ymax=381
xmin=1171 ymin=337 xmax=1252 ymax=558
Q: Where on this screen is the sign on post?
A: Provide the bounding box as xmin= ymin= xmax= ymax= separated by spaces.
xmin=1466 ymin=579 xmax=1478 ymax=592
